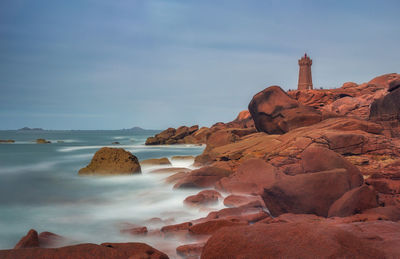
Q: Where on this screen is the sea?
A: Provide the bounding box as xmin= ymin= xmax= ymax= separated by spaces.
xmin=0 ymin=130 xmax=220 ymax=254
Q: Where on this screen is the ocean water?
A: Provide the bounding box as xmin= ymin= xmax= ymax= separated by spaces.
xmin=0 ymin=130 xmax=218 ymax=253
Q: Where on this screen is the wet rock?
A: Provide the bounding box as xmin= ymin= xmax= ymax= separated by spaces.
xmin=223 ymin=194 xmax=263 ymax=208
xmin=145 ymin=128 xmax=176 ymax=145
xmin=120 ymin=226 xmax=148 ymax=236
xmin=161 ymin=222 xmax=193 ymax=233
xmin=184 ymin=190 xmax=222 ymax=207
xmin=176 ymin=243 xmax=204 ymax=259
xmin=150 ymin=167 xmax=191 ymax=174
xmin=36 ymin=138 xmax=51 ymax=144
xmin=38 ymin=232 xmax=67 ymax=248
xmin=174 ymin=166 xmax=232 ymax=189
xmin=111 ymin=141 xmax=120 ymax=145
xmin=216 ymin=158 xmax=284 ymax=195
xmin=164 ymin=172 xmax=188 ymax=184
xmin=140 ymin=158 xmax=171 ymax=166
xmin=171 ymin=155 xmax=195 ymax=161
xmin=78 ymin=147 xmax=141 ymax=175
xmin=14 ymin=229 xmax=39 ymax=249
xmin=2 ymin=242 xmax=169 ymax=259
xmin=328 ymin=185 xmax=378 ymax=217
xmin=0 ymin=139 xmax=15 ymax=143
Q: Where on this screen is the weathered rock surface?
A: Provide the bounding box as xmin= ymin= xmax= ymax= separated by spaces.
xmin=216 ymin=158 xmax=284 ymax=194
xmin=195 ymin=117 xmax=398 ymax=175
xmin=2 ymin=242 xmax=169 ymax=259
xmin=189 ymin=219 xmax=247 ymax=235
xmin=262 ymin=169 xmax=355 ymax=217
xmin=201 ymin=221 xmax=400 ymax=259
xmin=369 ymin=82 xmax=400 ymax=137
xmin=78 ymin=147 xmax=141 ymax=175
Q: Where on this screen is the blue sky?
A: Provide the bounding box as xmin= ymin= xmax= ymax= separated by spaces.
xmin=0 ymin=0 xmax=399 ymax=129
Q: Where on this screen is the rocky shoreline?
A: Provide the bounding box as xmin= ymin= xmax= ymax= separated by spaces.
xmin=2 ymin=73 xmax=400 ymax=258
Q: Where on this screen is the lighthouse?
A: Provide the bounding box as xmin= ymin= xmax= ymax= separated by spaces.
xmin=298 ymin=53 xmax=313 ymax=90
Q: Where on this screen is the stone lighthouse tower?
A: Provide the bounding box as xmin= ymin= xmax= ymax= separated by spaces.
xmin=298 ymin=53 xmax=313 ymax=90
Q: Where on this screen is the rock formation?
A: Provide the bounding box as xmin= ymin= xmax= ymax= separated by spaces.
xmin=78 ymin=147 xmax=141 ymax=175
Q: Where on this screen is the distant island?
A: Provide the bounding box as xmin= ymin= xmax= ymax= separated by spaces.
xmin=18 ymin=127 xmax=45 ymax=131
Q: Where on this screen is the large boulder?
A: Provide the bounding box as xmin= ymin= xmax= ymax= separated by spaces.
xmin=174 ymin=166 xmax=232 ymax=189
xmin=328 ymin=185 xmax=378 ymax=217
xmin=299 ymin=146 xmax=363 ymax=188
xmin=370 ymin=87 xmax=400 ymax=120
xmin=78 ymin=147 xmax=141 ymax=175
xmin=262 ymin=169 xmax=354 ymax=217
xmin=248 ymin=86 xmax=327 ymax=134
xmin=216 ymin=158 xmax=284 ymax=195
xmin=1 ymin=242 xmax=169 ymax=259
xmin=201 ymin=222 xmax=388 ymax=259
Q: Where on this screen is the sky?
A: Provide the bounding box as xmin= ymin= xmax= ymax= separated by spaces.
xmin=0 ymin=0 xmax=399 ymax=130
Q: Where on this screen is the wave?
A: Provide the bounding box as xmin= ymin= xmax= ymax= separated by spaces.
xmin=0 ymin=161 xmax=58 ymax=175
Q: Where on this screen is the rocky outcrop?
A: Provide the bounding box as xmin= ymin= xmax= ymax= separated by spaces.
xmin=288 ymin=73 xmax=400 ymax=120
xmin=195 ymin=117 xmax=398 ymax=173
xmin=78 ymin=147 xmax=141 ymax=175
xmin=369 ymin=79 xmax=400 ymax=137
xmin=2 ymin=242 xmax=169 ymax=259
xmin=248 ymin=86 xmax=332 ymax=134
xmin=145 ymin=125 xmax=201 ymax=145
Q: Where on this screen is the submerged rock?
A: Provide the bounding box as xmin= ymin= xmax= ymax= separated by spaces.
xmin=78 ymin=147 xmax=141 ymax=175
